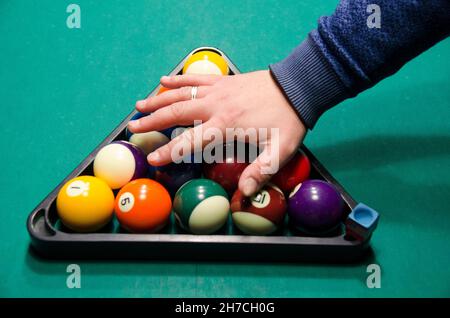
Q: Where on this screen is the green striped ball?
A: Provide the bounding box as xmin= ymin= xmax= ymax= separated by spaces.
xmin=173 ymin=179 xmax=230 ymax=234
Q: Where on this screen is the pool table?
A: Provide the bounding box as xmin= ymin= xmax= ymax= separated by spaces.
xmin=0 ymin=0 xmax=449 ymax=297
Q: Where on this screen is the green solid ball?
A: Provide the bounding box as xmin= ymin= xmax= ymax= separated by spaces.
xmin=173 ymin=179 xmax=230 ymax=234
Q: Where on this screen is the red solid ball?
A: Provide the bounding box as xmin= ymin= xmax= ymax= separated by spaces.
xmin=271 ymin=150 xmax=311 ymax=193
xmin=203 ymin=143 xmax=250 ymax=195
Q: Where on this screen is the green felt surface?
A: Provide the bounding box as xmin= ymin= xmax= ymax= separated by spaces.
xmin=1 ymin=0 xmax=449 ymax=297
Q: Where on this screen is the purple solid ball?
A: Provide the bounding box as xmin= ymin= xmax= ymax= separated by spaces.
xmin=113 ymin=141 xmax=148 ymax=180
xmin=288 ymin=179 xmax=345 ymax=233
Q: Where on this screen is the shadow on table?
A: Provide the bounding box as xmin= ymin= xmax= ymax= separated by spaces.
xmin=311 ymin=134 xmax=450 ymax=171
xmin=310 ymin=134 xmax=450 ymax=227
xmin=25 ymin=244 xmax=376 ymax=281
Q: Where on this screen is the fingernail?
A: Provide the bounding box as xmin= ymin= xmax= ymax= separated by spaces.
xmin=242 ymin=178 xmax=258 ymax=197
xmin=136 ymin=100 xmax=145 ymax=110
xmin=128 ymin=120 xmax=139 ymax=128
xmin=161 ymin=76 xmax=170 ymax=81
xmin=148 ymin=151 xmax=161 ymax=163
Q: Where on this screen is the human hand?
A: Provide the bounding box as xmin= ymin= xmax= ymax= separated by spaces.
xmin=128 ymin=70 xmax=307 ymax=196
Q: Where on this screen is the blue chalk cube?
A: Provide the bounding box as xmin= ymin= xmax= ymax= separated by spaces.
xmin=345 ymin=203 xmax=380 ymax=241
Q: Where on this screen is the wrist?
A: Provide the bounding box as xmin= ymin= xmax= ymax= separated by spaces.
xmin=269 ymin=35 xmax=349 ymax=129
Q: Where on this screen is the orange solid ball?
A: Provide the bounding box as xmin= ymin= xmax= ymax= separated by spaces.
xmin=114 ymin=178 xmax=172 ymax=233
xmin=157 ymin=86 xmax=171 ymax=95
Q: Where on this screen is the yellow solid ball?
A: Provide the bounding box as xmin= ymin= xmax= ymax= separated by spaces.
xmin=56 ymin=176 xmax=115 ymax=232
xmin=182 ymin=50 xmax=229 ymax=75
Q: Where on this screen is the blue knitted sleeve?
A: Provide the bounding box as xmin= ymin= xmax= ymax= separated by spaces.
xmin=270 ymin=0 xmax=450 ymax=129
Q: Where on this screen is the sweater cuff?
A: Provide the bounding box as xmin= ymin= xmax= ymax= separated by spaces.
xmin=269 ymin=35 xmax=349 ymax=129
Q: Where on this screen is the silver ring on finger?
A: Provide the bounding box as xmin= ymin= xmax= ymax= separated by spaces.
xmin=191 ymin=86 xmax=198 ymax=100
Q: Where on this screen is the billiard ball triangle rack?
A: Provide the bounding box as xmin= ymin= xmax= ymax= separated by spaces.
xmin=27 ymin=47 xmax=379 ymax=262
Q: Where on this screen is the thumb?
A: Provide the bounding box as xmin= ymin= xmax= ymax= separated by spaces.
xmin=238 ymin=142 xmax=284 ymax=197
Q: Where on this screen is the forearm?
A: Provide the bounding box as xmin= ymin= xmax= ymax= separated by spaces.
xmin=270 ymin=0 xmax=450 ymax=129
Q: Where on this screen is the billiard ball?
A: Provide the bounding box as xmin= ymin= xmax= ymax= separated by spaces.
xmin=167 ymin=126 xmax=188 ymax=139
xmin=231 ymin=184 xmax=287 ymax=235
xmin=173 ymin=179 xmax=230 ymax=234
xmin=155 ymin=160 xmax=202 ymax=197
xmin=271 ymin=150 xmax=311 ymax=193
xmin=157 ymin=86 xmax=171 ymax=95
xmin=129 ymin=131 xmax=170 ymax=156
xmin=126 ymin=112 xmax=171 ymax=155
xmin=93 ymin=141 xmax=148 ymax=189
xmin=288 ymin=179 xmax=345 ymax=234
xmin=203 ymin=142 xmax=252 ymax=195
xmin=56 ymin=176 xmax=115 ymax=232
xmin=114 ymin=178 xmax=172 ymax=233
xmin=182 ymin=50 xmax=229 ymax=75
